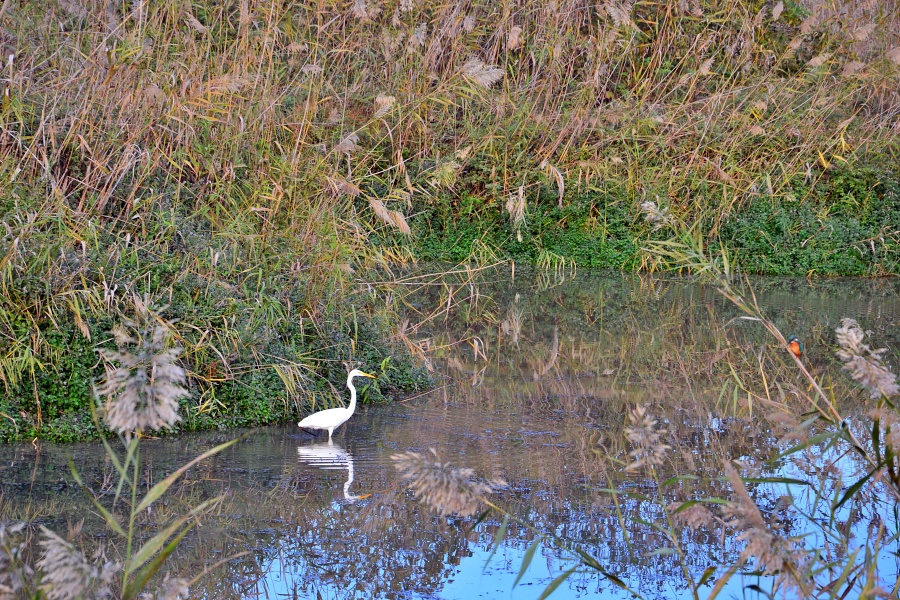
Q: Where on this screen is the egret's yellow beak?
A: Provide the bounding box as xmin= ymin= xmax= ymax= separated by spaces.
xmin=361 ymin=371 xmax=377 ymax=378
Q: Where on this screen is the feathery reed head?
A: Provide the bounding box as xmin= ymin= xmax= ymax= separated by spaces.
xmin=461 ymin=58 xmax=504 ymax=89
xmin=624 ymin=405 xmax=670 ymax=471
xmin=640 ymin=198 xmax=675 ymax=231
xmin=0 ymin=522 xmax=31 ymax=596
xmin=722 ymin=462 xmax=808 ymax=589
xmin=96 ymin=296 xmax=188 ymax=438
xmin=835 ymin=318 xmax=898 ymax=399
xmin=505 ymin=185 xmax=526 ymax=229
xmin=156 ymin=573 xmax=190 ymax=599
xmin=392 ymin=449 xmax=502 ymax=516
xmin=667 ymin=501 xmax=715 ymax=532
xmin=37 ymin=527 xmax=118 ymax=600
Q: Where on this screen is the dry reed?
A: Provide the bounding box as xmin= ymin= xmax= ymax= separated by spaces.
xmin=0 ymin=522 xmax=31 ymax=597
xmin=835 ymin=318 xmax=899 ymax=400
xmin=36 ymin=526 xmax=118 ymax=600
xmin=722 ymin=462 xmax=810 ymax=595
xmin=392 ymin=449 xmax=502 ymax=516
xmin=96 ymin=298 xmax=187 ymax=438
xmin=624 ymin=405 xmax=671 ymax=471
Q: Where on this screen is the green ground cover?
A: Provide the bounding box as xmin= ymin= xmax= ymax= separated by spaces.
xmin=395 ymin=164 xmax=900 ymax=275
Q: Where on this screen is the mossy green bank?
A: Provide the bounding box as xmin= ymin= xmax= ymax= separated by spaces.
xmin=0 ymin=303 xmax=430 ymax=443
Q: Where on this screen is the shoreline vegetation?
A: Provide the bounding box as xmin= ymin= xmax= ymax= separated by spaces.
xmin=1 ymin=0 xmax=899 ymax=441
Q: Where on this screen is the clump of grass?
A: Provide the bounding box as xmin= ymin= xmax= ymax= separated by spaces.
xmin=4 ymin=298 xmax=241 ymax=599
xmin=0 ymin=0 xmax=896 ymax=437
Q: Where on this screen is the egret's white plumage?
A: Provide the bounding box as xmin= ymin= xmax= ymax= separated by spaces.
xmin=298 ymin=369 xmax=375 ymax=440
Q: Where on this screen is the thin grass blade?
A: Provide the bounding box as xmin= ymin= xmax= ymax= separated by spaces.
xmin=537 ymin=565 xmax=578 ymax=600
xmin=69 ymin=458 xmax=126 ymax=537
xmin=135 ymin=437 xmax=241 ymax=513
xmin=834 ymin=469 xmax=876 ymax=511
xmin=513 ymin=538 xmax=540 ymax=589
xmin=126 ymin=496 xmax=222 ymax=575
xmin=122 ymin=524 xmax=193 ymax=600
xmin=482 ymin=514 xmax=509 ymax=571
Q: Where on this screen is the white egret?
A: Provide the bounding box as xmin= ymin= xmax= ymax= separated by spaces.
xmin=298 ymin=369 xmax=375 ymax=440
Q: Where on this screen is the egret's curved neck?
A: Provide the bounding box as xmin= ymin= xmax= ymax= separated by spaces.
xmin=346 ymin=372 xmax=358 ymax=414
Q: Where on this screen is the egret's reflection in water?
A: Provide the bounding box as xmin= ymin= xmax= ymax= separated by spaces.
xmin=297 ymin=441 xmax=366 ymax=501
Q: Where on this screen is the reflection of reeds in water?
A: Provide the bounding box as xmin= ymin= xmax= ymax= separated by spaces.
xmin=413 ymin=269 xmax=788 ymax=416
xmin=392 ymin=449 xmax=503 ymax=516
xmin=500 ymin=294 xmax=522 ymax=346
xmin=721 ymin=463 xmax=809 ymax=595
xmin=624 ymin=405 xmax=670 ymax=471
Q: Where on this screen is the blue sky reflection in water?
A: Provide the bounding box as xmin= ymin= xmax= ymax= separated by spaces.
xmin=247 ymin=272 xmax=900 ymax=599
xmin=3 ymin=271 xmax=900 ymax=598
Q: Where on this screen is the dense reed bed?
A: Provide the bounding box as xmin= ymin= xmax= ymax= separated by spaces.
xmin=1 ymin=0 xmax=899 ymax=438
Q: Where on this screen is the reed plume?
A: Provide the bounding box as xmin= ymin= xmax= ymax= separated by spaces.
xmin=392 ymin=449 xmax=502 ymax=516
xmin=461 ymin=59 xmax=504 ymax=89
xmin=722 ymin=462 xmax=808 ymax=593
xmin=96 ymin=297 xmax=187 ymax=438
xmin=334 ymin=133 xmax=360 ymax=155
xmin=667 ymin=501 xmax=715 ymax=532
xmin=369 ymin=198 xmax=411 ymax=235
xmin=624 ymin=405 xmax=670 ymax=471
xmin=155 ymin=574 xmax=191 ymax=599
xmin=0 ymin=522 xmax=31 ymax=598
xmin=36 ymin=527 xmax=118 ymax=600
xmin=639 ymin=199 xmax=674 ymax=231
xmin=835 ymin=318 xmax=899 ymax=399
xmin=505 ymin=185 xmax=526 ymax=229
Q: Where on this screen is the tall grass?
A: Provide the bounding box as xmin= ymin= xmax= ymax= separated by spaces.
xmin=0 ymin=0 xmax=898 ymax=434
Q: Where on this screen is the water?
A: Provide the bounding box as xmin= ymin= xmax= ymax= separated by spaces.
xmin=2 ymin=270 xmax=899 ymax=598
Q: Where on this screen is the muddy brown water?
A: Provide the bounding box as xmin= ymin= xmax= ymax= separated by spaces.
xmin=2 ymin=271 xmax=899 ymax=598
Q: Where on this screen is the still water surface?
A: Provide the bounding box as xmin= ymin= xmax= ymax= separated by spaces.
xmin=3 ymin=270 xmax=899 ymax=598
